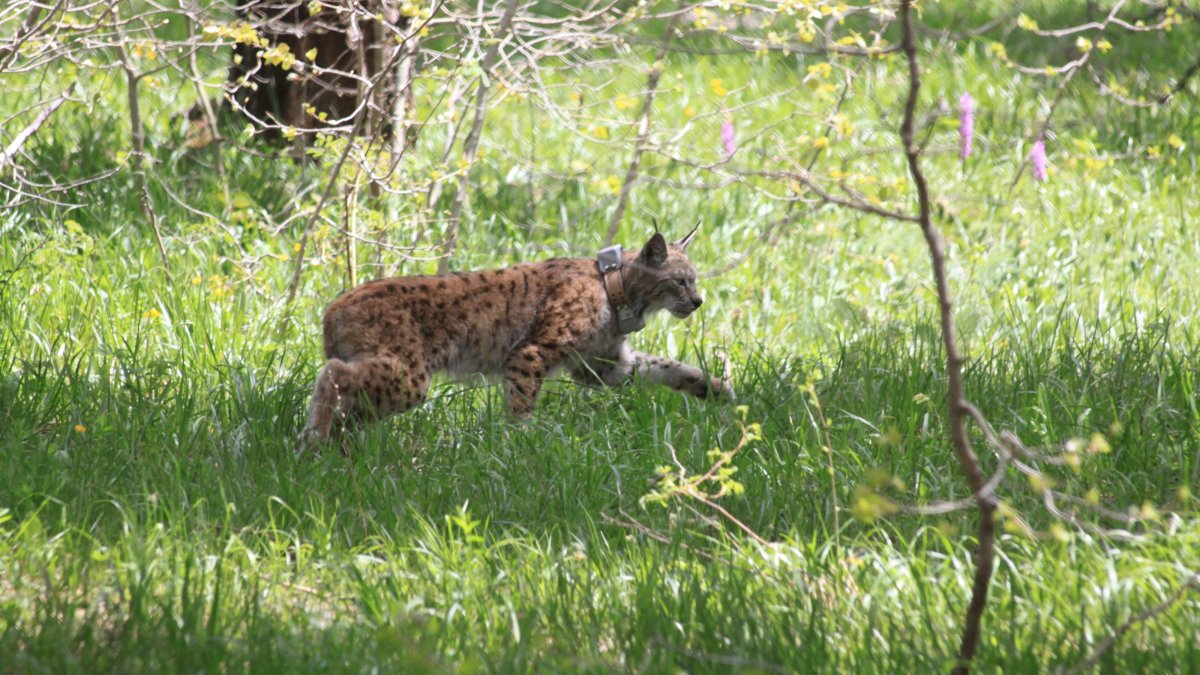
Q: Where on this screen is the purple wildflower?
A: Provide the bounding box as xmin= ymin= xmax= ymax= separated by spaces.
xmin=721 ymin=118 xmax=736 ymax=160
xmin=959 ymin=93 xmax=975 ymax=159
xmin=1030 ymin=137 xmax=1048 ymax=181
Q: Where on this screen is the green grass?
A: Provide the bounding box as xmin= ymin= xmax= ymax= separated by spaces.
xmin=3 ymin=1 xmax=1200 ymax=671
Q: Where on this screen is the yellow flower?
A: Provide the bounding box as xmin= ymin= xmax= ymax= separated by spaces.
xmin=132 ymin=42 xmax=158 ymax=60
xmin=1017 ymin=14 xmax=1038 ymax=31
xmin=605 ymin=175 xmax=622 ymax=194
xmin=262 ymin=42 xmax=295 ymax=70
xmin=709 ymin=78 xmax=728 ymax=96
xmin=74 ymin=424 xmax=87 ymax=433
xmin=305 ymin=48 xmax=318 ymax=61
xmin=832 ymin=113 xmax=853 ymax=136
xmin=683 ymin=105 xmax=696 ymax=118
xmin=1167 ymin=133 xmax=1184 ymax=149
xmin=204 ymin=21 xmax=266 ymax=47
xmin=1137 ymin=502 xmax=1161 ymax=521
xmin=1027 ymin=472 xmax=1053 ymax=494
xmin=400 ymin=0 xmax=429 ymax=18
xmin=589 ymin=125 xmax=610 ymax=140
xmin=614 ymin=94 xmax=638 ymax=111
xmin=191 ymin=275 xmax=202 ymax=286
xmin=143 ymin=308 xmax=161 ymax=319
xmin=1096 ymin=39 xmax=1112 ymax=53
xmin=806 ymin=62 xmax=832 ymax=79
xmin=811 ymin=135 xmax=830 ymax=150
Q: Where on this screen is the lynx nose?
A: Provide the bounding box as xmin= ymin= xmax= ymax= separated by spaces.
xmin=691 ymin=296 xmax=703 ymax=310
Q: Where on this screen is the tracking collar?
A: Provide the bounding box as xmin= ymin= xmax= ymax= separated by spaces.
xmin=597 ymin=245 xmax=645 ymax=334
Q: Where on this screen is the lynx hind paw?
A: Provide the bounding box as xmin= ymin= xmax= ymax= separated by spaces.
xmin=296 ymin=427 xmax=324 ymax=454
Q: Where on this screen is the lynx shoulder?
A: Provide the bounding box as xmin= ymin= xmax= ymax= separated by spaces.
xmin=300 ymin=227 xmax=732 ymax=446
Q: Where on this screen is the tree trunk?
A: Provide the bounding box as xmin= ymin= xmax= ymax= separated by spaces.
xmin=194 ymin=1 xmax=410 ymax=144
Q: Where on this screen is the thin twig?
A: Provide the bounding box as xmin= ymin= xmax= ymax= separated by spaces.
xmin=899 ymin=3 xmax=997 ymax=673
xmin=602 ymin=4 xmax=682 ymax=246
xmin=1159 ymin=52 xmax=1200 ymax=104
xmin=114 ymin=2 xmax=170 ymax=277
xmin=438 ymin=0 xmax=521 ymax=274
xmin=1062 ymin=573 xmax=1200 ymax=675
xmin=0 ymin=82 xmax=74 ymax=172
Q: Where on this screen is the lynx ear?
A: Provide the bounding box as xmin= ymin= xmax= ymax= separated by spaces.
xmin=672 ymin=219 xmax=700 ymax=251
xmin=638 ymin=232 xmax=669 ymax=267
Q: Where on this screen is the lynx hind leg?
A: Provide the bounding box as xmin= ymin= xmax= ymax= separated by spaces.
xmin=632 ymin=351 xmax=734 ymax=401
xmin=299 ymin=352 xmax=430 ymax=449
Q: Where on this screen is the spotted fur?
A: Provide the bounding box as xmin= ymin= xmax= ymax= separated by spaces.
xmin=299 ymin=231 xmax=732 ymax=447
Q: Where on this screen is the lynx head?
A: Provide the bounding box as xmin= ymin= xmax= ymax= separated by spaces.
xmin=625 ymin=223 xmax=704 ymax=319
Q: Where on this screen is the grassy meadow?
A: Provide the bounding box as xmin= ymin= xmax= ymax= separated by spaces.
xmin=2 ymin=1 xmax=1200 ymax=671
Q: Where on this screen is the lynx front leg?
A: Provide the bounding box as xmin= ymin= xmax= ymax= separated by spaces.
xmin=632 ymin=351 xmax=734 ymax=401
xmin=568 ymin=344 xmax=636 ymax=388
xmin=503 ymin=344 xmax=569 ymax=416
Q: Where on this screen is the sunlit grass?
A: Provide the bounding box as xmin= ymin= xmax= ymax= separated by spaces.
xmin=2 ymin=1 xmax=1200 ymax=671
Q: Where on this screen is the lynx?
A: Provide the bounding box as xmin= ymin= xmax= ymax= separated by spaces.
xmin=299 ymin=226 xmax=732 ymax=446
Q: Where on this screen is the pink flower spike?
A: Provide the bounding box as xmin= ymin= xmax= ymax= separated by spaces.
xmin=721 ymin=118 xmax=736 ymax=160
xmin=1030 ymin=137 xmax=1048 ymax=181
xmin=959 ymin=93 xmax=975 ymax=159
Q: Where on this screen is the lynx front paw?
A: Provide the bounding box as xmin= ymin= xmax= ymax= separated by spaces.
xmin=708 ymin=377 xmax=736 ymax=402
xmin=690 ymin=376 xmax=734 ymax=401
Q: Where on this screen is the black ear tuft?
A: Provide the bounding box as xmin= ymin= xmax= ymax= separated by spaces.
xmin=672 ymin=219 xmax=700 ymax=251
xmin=638 ymin=232 xmax=669 ymax=267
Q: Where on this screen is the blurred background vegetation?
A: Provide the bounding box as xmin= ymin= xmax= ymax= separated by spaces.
xmin=1 ymin=0 xmax=1198 ymax=671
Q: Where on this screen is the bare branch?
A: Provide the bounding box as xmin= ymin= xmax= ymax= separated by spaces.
xmin=1063 ymin=572 xmax=1200 ymax=675
xmin=438 ymin=0 xmax=522 ymax=274
xmin=0 ymin=82 xmax=74 ymax=172
xmin=602 ymin=4 xmax=682 ymax=246
xmin=899 ymin=3 xmax=996 ymax=672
